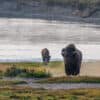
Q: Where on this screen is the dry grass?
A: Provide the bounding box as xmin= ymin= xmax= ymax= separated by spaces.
xmin=0 ymin=80 xmax=26 ymax=86
xmin=0 ymin=86 xmax=100 ymax=100
xmin=0 ymin=63 xmax=11 ymax=71
xmin=36 ymin=76 xmax=100 ymax=83
xmin=0 ymin=61 xmax=100 ymax=77
xmin=45 ymin=61 xmax=100 ymax=77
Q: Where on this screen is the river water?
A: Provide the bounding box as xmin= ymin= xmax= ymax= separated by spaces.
xmin=0 ymin=18 xmax=100 ymax=61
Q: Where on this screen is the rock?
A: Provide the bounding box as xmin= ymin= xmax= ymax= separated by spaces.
xmin=73 ymin=8 xmax=92 ymax=18
xmin=80 ymin=8 xmax=91 ymax=18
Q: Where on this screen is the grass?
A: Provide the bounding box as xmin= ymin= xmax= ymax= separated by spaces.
xmin=0 ymin=62 xmax=42 ymax=69
xmin=12 ymin=61 xmax=61 ymax=68
xmin=36 ymin=76 xmax=100 ymax=83
xmin=0 ymin=61 xmax=100 ymax=99
xmin=0 ymin=80 xmax=26 ymax=86
xmin=0 ymin=86 xmax=100 ymax=100
xmin=0 ymin=70 xmax=3 ymax=79
xmin=4 ymin=65 xmax=51 ymax=78
xmin=0 ymin=61 xmax=100 ymax=79
xmin=0 ymin=61 xmax=61 ymax=71
xmin=0 ymin=61 xmax=62 ymax=76
xmin=0 ymin=61 xmax=100 ymax=77
xmin=47 ymin=61 xmax=63 ymax=68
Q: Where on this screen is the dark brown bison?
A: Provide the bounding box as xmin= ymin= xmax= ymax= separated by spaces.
xmin=41 ymin=48 xmax=50 ymax=65
xmin=61 ymin=44 xmax=82 ymax=76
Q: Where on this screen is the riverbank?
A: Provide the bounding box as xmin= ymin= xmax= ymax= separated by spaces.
xmin=0 ymin=77 xmax=100 ymax=99
xmin=0 ymin=61 xmax=100 ymax=77
xmin=0 ymin=0 xmax=100 ymax=23
xmin=0 ymin=85 xmax=100 ymax=100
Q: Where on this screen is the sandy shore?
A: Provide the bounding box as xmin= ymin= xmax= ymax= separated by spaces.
xmin=80 ymin=61 xmax=100 ymax=77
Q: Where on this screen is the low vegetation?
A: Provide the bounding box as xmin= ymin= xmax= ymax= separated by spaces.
xmin=0 ymin=86 xmax=100 ymax=100
xmin=0 ymin=61 xmax=62 ymax=68
xmin=4 ymin=64 xmax=51 ymax=78
xmin=47 ymin=61 xmax=63 ymax=68
xmin=1 ymin=61 xmax=100 ymax=83
xmin=0 ymin=70 xmax=3 ymax=78
xmin=0 ymin=80 xmax=26 ymax=86
xmin=0 ymin=61 xmax=62 ymax=77
xmin=0 ymin=61 xmax=100 ymax=99
xmin=36 ymin=76 xmax=100 ymax=83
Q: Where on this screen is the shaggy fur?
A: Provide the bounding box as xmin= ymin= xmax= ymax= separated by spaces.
xmin=62 ymin=44 xmax=82 ymax=76
xmin=41 ymin=48 xmax=50 ymax=65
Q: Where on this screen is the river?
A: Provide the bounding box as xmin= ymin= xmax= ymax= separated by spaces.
xmin=0 ymin=18 xmax=100 ymax=61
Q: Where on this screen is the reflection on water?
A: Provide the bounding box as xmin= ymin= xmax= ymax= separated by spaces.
xmin=0 ymin=44 xmax=100 ymax=62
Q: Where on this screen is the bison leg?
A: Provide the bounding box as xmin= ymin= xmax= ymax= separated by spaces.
xmin=65 ymin=64 xmax=72 ymax=76
xmin=72 ymin=65 xmax=80 ymax=75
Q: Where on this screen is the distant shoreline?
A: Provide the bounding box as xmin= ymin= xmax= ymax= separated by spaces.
xmin=0 ymin=58 xmax=99 ymax=63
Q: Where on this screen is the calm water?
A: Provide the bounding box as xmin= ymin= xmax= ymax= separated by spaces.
xmin=0 ymin=44 xmax=99 ymax=62
xmin=0 ymin=18 xmax=100 ymax=61
xmin=0 ymin=18 xmax=100 ymax=44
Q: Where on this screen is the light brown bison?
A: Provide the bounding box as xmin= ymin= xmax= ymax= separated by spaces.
xmin=61 ymin=44 xmax=82 ymax=76
xmin=41 ymin=48 xmax=50 ymax=65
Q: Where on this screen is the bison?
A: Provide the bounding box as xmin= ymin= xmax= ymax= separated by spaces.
xmin=61 ymin=44 xmax=82 ymax=76
xmin=41 ymin=48 xmax=50 ymax=65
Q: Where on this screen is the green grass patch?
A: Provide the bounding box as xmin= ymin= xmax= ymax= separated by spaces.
xmin=0 ymin=61 xmax=63 ymax=70
xmin=0 ymin=70 xmax=3 ymax=79
xmin=47 ymin=61 xmax=63 ymax=68
xmin=36 ymin=76 xmax=100 ymax=83
xmin=4 ymin=62 xmax=42 ymax=68
xmin=0 ymin=61 xmax=63 ymax=78
xmin=0 ymin=86 xmax=100 ymax=100
xmin=4 ymin=65 xmax=51 ymax=78
xmin=0 ymin=80 xmax=26 ymax=86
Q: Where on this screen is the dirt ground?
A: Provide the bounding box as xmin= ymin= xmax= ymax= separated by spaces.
xmin=0 ymin=63 xmax=11 ymax=71
xmin=46 ymin=61 xmax=100 ymax=77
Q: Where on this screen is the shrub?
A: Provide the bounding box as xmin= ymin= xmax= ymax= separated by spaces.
xmin=4 ymin=65 xmax=27 ymax=77
xmin=4 ymin=66 xmax=19 ymax=77
xmin=33 ymin=71 xmax=51 ymax=78
xmin=0 ymin=70 xmax=3 ymax=78
xmin=4 ymin=65 xmax=51 ymax=78
xmin=18 ymin=70 xmax=51 ymax=78
xmin=18 ymin=72 xmax=34 ymax=78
